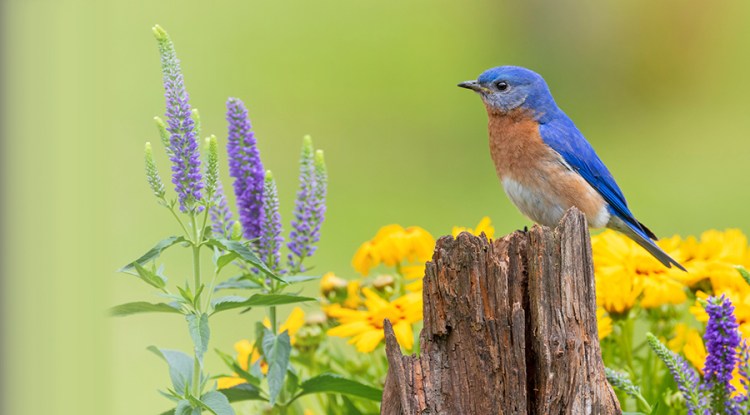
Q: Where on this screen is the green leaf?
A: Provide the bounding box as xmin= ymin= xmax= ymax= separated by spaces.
xmin=173 ymin=400 xmax=198 ymax=415
xmin=211 ymin=294 xmax=316 ymax=314
xmin=177 ymin=287 xmax=193 ymax=305
xmin=214 ymin=276 xmax=262 ymax=291
xmin=262 ymin=329 xmax=291 ymax=406
xmin=297 ymin=374 xmax=382 ymax=402
xmin=213 ymin=248 xmax=238 ymax=275
xmin=341 ymin=395 xmax=365 ymax=415
xmin=285 ymin=366 xmax=300 ymax=397
xmin=214 ymin=348 xmax=262 ymax=388
xmin=186 ymin=313 xmax=210 ymax=361
xmin=220 ymin=384 xmax=265 ymax=403
xmin=110 ymin=301 xmax=182 ymax=317
xmin=280 ymin=275 xmax=320 ymax=284
xmin=148 ymin=346 xmax=194 ymax=393
xmin=119 ymin=236 xmax=188 ymax=272
xmin=737 ymin=266 xmax=750 ymax=286
xmin=206 ymin=238 xmax=281 ymax=283
xmin=133 ymin=262 xmax=167 ymax=289
xmin=199 ymin=391 xmax=234 ymax=415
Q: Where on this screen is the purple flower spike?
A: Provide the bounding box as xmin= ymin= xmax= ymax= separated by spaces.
xmin=704 ymin=295 xmax=742 ymax=415
xmin=210 ymin=181 xmax=235 ymax=238
xmin=310 ymin=150 xmax=327 ymax=244
xmin=287 ymin=136 xmax=322 ymax=274
xmin=260 ymin=171 xmax=283 ymax=272
xmin=226 ymin=98 xmax=264 ymax=240
xmin=646 ymin=333 xmax=708 ymax=414
xmin=153 ymin=25 xmax=203 ymax=212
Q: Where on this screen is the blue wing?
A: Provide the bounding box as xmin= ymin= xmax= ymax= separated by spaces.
xmin=538 ymin=114 xmax=654 ymax=240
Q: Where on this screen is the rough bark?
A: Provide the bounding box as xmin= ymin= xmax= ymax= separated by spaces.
xmin=381 ymin=208 xmax=620 ymax=415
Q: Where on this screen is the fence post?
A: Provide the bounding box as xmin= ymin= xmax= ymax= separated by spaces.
xmin=381 ymin=208 xmax=620 ymax=415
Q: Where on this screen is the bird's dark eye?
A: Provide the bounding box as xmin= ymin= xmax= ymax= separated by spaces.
xmin=495 ymin=81 xmax=509 ymax=91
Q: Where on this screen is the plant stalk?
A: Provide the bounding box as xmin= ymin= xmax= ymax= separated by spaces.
xmin=190 ymin=212 xmax=203 ymax=400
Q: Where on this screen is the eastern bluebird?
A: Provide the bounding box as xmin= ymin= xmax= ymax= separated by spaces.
xmin=459 ymin=66 xmax=685 ymax=270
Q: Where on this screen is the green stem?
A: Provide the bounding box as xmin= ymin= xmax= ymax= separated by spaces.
xmin=190 ymin=213 xmax=203 ymax=400
xmin=191 ymin=214 xmax=203 ymax=306
xmin=199 ymin=203 xmax=210 ymax=244
xmin=620 ymin=314 xmax=636 ymax=377
xmin=634 ymin=392 xmax=653 ymax=413
xmin=270 ymin=305 xmax=277 ymax=335
xmin=167 ymin=205 xmax=191 ymax=238
xmin=192 ymin=356 xmax=201 ymax=399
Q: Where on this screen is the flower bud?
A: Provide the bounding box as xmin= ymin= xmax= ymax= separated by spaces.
xmin=144 ymin=142 xmax=165 ymax=199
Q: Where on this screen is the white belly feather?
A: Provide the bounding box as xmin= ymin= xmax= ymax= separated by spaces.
xmin=502 ymin=177 xmax=610 ymax=228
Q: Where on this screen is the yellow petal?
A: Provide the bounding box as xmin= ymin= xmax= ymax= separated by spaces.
xmin=474 ymin=216 xmax=495 ymax=239
xmin=327 ymin=321 xmax=371 ymax=338
xmin=392 ymin=320 xmax=414 ymax=350
xmin=352 ymin=241 xmax=380 ymax=276
xmin=280 ymin=307 xmax=305 ymax=338
xmin=353 ymin=329 xmax=385 ymax=353
xmin=596 ymin=307 xmax=612 ymax=340
xmin=216 ymin=376 xmax=245 ymax=390
xmin=362 ymin=287 xmax=390 ymax=311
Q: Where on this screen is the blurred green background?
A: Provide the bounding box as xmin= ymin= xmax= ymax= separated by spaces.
xmin=3 ymin=0 xmax=750 ymax=413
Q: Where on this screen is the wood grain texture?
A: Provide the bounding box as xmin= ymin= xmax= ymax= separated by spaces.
xmin=381 ymin=208 xmax=620 ymax=415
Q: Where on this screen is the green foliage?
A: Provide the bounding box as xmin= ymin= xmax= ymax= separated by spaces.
xmin=262 ymin=330 xmax=292 ymax=405
xmin=194 ymin=391 xmax=233 ymax=415
xmin=119 ymin=236 xmax=188 ymax=273
xmin=133 ymin=262 xmax=168 ymax=290
xmin=149 ymin=347 xmax=195 ymax=394
xmin=738 ymin=266 xmax=750 ymax=286
xmin=296 ymin=374 xmax=383 ymax=402
xmin=205 ymin=238 xmax=281 ymax=283
xmin=111 ymin=301 xmax=182 ymax=317
xmin=186 ymin=313 xmax=210 ymax=361
xmin=219 ymin=384 xmax=265 ymax=403
xmin=211 ymin=294 xmax=316 ymax=314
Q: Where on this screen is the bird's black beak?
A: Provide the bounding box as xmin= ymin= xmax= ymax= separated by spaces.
xmin=458 ymin=80 xmax=484 ymax=93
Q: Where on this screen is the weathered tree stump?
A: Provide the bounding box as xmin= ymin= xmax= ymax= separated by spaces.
xmin=381 ymin=208 xmax=620 ymax=415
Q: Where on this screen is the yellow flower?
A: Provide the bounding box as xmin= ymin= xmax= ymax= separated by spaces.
xmin=320 ymin=272 xmax=347 ymax=295
xmin=676 ymin=229 xmax=750 ymax=288
xmin=401 ymin=264 xmax=425 ymax=280
xmin=344 ymin=280 xmax=361 ymax=309
xmin=596 ymin=307 xmax=612 ymax=340
xmin=263 ymin=306 xmax=306 ymax=345
xmin=592 ymin=230 xmax=687 ymax=313
xmin=352 ymin=241 xmax=381 ymax=276
xmin=216 ymin=339 xmax=264 ymax=389
xmin=351 ymin=225 xmax=435 ymax=276
xmin=668 ymin=323 xmax=707 ymax=373
xmin=452 ymin=216 xmax=495 ymax=240
xmin=327 ymin=288 xmax=422 ymax=352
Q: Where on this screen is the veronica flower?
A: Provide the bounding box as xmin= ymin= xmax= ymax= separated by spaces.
xmin=287 ymin=137 xmax=327 ymax=272
xmin=144 ymin=142 xmax=165 ymax=199
xmin=210 ymin=181 xmax=235 ymax=239
xmin=226 ymin=98 xmax=264 ymax=240
xmin=739 ymin=340 xmax=750 ymax=406
xmin=704 ymin=295 xmax=742 ymax=414
xmin=647 ymin=333 xmax=708 ymax=414
xmin=259 ymin=171 xmax=283 ymax=272
xmin=152 ymin=25 xmax=203 ymax=212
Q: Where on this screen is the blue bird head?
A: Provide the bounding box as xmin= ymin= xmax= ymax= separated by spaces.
xmin=459 ymin=66 xmax=558 ymax=122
